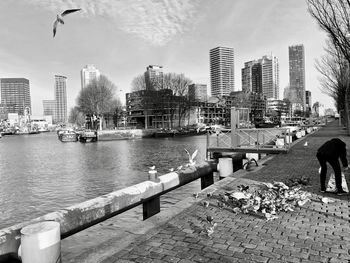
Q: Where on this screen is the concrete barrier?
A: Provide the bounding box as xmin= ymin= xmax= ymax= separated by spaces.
xmin=0 ymin=161 xmax=217 ymax=261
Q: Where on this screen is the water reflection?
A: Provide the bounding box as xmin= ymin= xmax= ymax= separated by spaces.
xmin=0 ymin=133 xmax=207 ymax=228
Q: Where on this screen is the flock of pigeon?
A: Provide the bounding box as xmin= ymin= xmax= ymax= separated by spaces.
xmin=53 ymin=9 xmax=81 ymax=37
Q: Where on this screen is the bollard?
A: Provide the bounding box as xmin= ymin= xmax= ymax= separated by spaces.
xmin=275 ymin=138 xmax=284 ymax=148
xmin=296 ymin=131 xmax=302 ymax=139
xmin=218 ymin=158 xmax=233 ymax=179
xmin=285 ymin=135 xmax=292 ymax=144
xmin=20 ymin=221 xmax=61 ymax=263
xmin=148 ymin=170 xmax=157 ymax=181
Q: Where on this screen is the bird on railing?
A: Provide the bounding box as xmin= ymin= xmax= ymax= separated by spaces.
xmin=185 ymin=148 xmax=198 ymax=166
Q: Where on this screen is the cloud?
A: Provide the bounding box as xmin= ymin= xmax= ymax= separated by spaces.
xmin=27 ymin=0 xmax=201 ymax=46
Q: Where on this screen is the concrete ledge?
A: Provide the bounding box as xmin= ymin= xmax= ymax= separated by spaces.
xmin=0 ymin=161 xmax=217 ymax=260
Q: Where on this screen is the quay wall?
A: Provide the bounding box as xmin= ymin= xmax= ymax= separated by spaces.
xmin=97 ymin=129 xmax=155 ymax=140
xmin=0 ymin=161 xmax=217 ymax=261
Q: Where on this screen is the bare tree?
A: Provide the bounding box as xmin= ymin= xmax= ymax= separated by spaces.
xmin=307 ymin=0 xmax=350 ymax=133
xmin=315 ymin=42 xmax=348 ymax=112
xmin=162 ymin=73 xmax=192 ymax=127
xmin=77 ymin=75 xmax=118 ymax=130
xmin=131 ymin=74 xmax=147 ymax=92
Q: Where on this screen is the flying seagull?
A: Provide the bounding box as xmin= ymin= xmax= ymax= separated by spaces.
xmin=53 ymin=9 xmax=81 ymax=37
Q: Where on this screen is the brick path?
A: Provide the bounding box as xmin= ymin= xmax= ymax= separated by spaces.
xmin=78 ymin=121 xmax=350 ymax=263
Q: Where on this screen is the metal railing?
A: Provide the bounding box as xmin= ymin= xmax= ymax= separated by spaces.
xmin=207 ymin=127 xmax=292 ymax=156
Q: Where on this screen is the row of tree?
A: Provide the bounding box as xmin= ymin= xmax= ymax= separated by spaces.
xmin=307 ymin=0 xmax=350 ymax=134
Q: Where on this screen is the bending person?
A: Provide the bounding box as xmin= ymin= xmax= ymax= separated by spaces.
xmin=316 ymin=138 xmax=349 ymax=195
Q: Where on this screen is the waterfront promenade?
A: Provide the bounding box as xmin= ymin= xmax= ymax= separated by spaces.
xmin=63 ymin=120 xmax=350 ymax=263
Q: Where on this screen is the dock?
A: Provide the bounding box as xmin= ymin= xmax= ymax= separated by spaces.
xmin=59 ymin=120 xmax=350 ymax=262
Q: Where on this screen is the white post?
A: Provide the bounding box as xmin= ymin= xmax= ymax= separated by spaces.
xmin=218 ymin=158 xmax=233 ymax=178
xmin=148 ymin=170 xmax=158 ymax=181
xmin=231 ymin=107 xmax=237 ymax=147
xmin=20 ymin=221 xmax=61 ymax=263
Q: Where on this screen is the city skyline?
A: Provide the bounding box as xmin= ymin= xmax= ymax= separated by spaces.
xmin=0 ymin=0 xmax=329 ymax=115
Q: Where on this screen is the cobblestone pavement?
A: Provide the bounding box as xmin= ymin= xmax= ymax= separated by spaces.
xmin=96 ymin=121 xmax=350 ymax=263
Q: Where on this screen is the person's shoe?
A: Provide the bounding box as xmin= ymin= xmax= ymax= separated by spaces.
xmin=337 ymin=190 xmax=347 ymax=196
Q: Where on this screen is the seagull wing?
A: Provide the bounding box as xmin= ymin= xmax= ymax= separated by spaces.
xmin=53 ymin=20 xmax=58 ymax=37
xmin=191 ymin=149 xmax=198 ymax=161
xmin=61 ymin=8 xmax=81 ymax=17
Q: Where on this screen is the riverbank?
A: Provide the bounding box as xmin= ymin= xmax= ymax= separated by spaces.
xmin=62 ymin=120 xmax=350 ymax=262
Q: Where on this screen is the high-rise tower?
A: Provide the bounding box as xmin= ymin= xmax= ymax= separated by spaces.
xmin=289 ymin=44 xmax=305 ymax=111
xmin=241 ymin=55 xmax=279 ymax=99
xmin=81 ymin=64 xmax=100 ymax=89
xmin=144 ymin=65 xmax=163 ymax=90
xmin=54 ymin=75 xmax=67 ymax=123
xmin=260 ymin=55 xmax=279 ymax=99
xmin=188 ymin=84 xmax=208 ymax=102
xmin=242 ymin=61 xmax=262 ymax=94
xmin=210 ymin=47 xmax=235 ymax=97
xmin=0 ymin=78 xmax=31 ymax=115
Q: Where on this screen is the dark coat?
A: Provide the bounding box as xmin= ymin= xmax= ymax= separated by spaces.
xmin=317 ymin=138 xmax=348 ymax=167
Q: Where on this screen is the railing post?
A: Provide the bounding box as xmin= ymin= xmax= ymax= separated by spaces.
xmin=142 ymin=196 xmax=160 ymax=220
xmin=206 ymin=131 xmax=209 ymax=160
xmin=231 ymin=107 xmax=237 ymax=147
xmin=201 ymin=172 xmax=214 ymax=189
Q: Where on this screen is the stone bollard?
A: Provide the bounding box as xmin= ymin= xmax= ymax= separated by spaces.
xmin=275 ymin=138 xmax=284 ymax=148
xmin=20 ymin=221 xmax=61 ymax=263
xmin=218 ymin=158 xmax=233 ymax=179
xmin=148 ymin=170 xmax=158 ymax=181
xmin=296 ymin=131 xmax=302 ymax=139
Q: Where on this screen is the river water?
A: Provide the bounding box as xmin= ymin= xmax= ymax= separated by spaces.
xmin=0 ymin=132 xmax=210 ymax=229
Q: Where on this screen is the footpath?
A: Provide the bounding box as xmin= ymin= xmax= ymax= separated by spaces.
xmin=63 ymin=120 xmax=350 ymax=263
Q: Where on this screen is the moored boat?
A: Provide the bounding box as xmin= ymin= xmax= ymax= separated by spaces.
xmin=79 ymin=130 xmax=98 ymax=143
xmin=58 ymin=130 xmax=78 ymax=142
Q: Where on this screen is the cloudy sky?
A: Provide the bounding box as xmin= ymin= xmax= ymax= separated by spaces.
xmin=0 ymin=0 xmax=329 ymax=115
